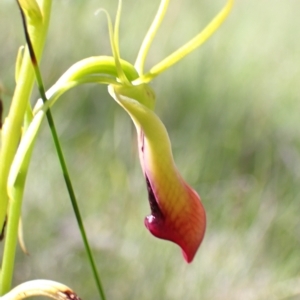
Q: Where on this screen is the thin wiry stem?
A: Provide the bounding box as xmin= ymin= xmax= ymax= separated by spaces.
xmin=16 ymin=2 xmax=106 ymax=300
xmin=0 ymin=0 xmax=51 ymax=294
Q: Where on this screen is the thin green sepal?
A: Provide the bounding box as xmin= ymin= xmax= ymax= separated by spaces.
xmin=134 ymin=0 xmax=170 ymax=76
xmin=135 ymin=0 xmax=234 ymax=84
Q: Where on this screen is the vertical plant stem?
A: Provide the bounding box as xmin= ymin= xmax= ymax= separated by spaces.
xmin=54 ymin=152 xmax=107 ymax=300
xmin=0 ymin=0 xmax=52 ymax=294
xmin=15 ymin=4 xmax=107 ymax=300
xmin=0 ymin=148 xmax=33 ymax=295
xmin=0 ymin=47 xmax=35 ymax=236
xmin=0 ymin=0 xmax=51 ymax=232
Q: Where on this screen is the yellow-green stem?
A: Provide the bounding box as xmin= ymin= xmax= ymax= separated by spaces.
xmin=0 ymin=148 xmax=33 ymax=295
xmin=0 ymin=0 xmax=52 ymax=294
xmin=0 ymin=46 xmax=34 ymax=233
xmin=0 ymin=0 xmax=51 ymax=232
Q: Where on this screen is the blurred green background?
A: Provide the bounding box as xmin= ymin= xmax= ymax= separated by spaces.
xmin=1 ymin=0 xmax=300 ymax=299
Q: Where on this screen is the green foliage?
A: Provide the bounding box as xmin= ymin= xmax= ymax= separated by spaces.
xmin=1 ymin=0 xmax=300 ymax=299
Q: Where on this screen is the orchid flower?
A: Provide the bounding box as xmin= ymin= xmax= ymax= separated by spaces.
xmin=106 ymin=0 xmax=232 ymax=262
xmin=0 ymin=1 xmax=234 ymax=299
xmin=108 ymin=84 xmax=206 ymax=262
xmin=4 ymin=0 xmax=234 ymax=270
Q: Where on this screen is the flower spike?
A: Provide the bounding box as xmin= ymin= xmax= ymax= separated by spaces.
xmin=108 ymin=84 xmax=206 ymax=263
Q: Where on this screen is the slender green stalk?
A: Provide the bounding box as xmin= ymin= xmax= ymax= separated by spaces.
xmin=0 ymin=150 xmax=32 ymax=295
xmin=0 ymin=91 xmax=34 ymax=294
xmin=0 ymin=33 xmax=43 ymax=237
xmin=14 ymin=3 xmax=106 ymax=300
xmin=0 ymin=0 xmax=52 ymax=294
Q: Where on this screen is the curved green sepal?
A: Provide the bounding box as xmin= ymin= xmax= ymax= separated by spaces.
xmin=45 ymin=56 xmax=138 ymax=87
xmin=135 ymin=0 xmax=234 ymax=84
xmin=135 ymin=0 xmax=170 ymax=76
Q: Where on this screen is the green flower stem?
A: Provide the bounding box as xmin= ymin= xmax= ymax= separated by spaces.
xmin=0 ymin=0 xmax=51 ymax=235
xmin=0 ymin=0 xmax=52 ymax=294
xmin=0 ymin=145 xmax=33 ymax=296
xmin=16 ymin=5 xmax=107 ymax=298
xmin=43 ymin=110 xmax=107 ymax=300
xmin=36 ymin=89 xmax=107 ymax=300
xmin=1 ymin=94 xmax=34 ymax=295
xmin=0 ymin=48 xmax=35 ymax=234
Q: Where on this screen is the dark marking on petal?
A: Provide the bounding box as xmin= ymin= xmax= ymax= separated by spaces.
xmin=0 ymin=216 xmax=7 ymax=241
xmin=145 ymin=176 xmax=164 ymax=219
xmin=63 ymin=290 xmax=82 ymax=300
xmin=140 ymin=130 xmax=144 ymax=153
